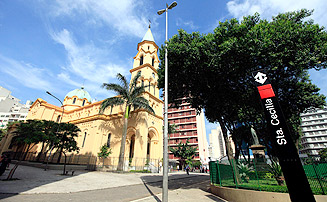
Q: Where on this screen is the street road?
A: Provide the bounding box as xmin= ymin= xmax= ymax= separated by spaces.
xmin=0 ymin=174 xmax=213 ymax=202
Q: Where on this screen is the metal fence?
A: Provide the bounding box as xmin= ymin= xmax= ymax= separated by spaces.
xmin=98 ymin=157 xmax=160 ymax=173
xmin=209 ymin=158 xmax=327 ymax=195
xmin=8 ymin=151 xmax=160 ymax=172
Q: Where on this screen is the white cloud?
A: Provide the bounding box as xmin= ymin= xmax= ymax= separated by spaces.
xmin=226 ymin=0 xmax=327 ymax=27
xmin=176 ymin=18 xmax=199 ymax=30
xmin=50 ymin=29 xmax=127 ymax=99
xmin=50 ymin=0 xmax=150 ymax=38
xmin=0 ymin=54 xmax=53 ymax=91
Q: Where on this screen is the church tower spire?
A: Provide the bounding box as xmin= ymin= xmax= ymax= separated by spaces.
xmin=130 ymin=27 xmax=160 ymax=99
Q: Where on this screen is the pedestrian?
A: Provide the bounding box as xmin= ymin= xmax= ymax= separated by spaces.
xmin=185 ymin=164 xmax=190 ymax=175
xmin=0 ymin=153 xmax=11 ymax=176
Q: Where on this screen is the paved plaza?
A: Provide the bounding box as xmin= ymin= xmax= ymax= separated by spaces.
xmin=0 ymin=164 xmax=226 ymax=202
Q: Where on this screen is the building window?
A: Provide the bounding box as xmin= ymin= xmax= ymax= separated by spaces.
xmin=152 ymin=58 xmax=154 ymax=66
xmin=140 ymin=56 xmax=144 ymax=66
xmin=142 ymin=80 xmax=144 ymax=87
xmin=107 ymin=133 xmax=111 ymax=148
xmin=149 ymin=81 xmax=151 ymax=91
xmin=129 ymin=135 xmax=135 ymax=159
xmin=73 ymin=98 xmax=76 ymax=104
xmin=82 ymin=132 xmax=87 ymax=147
xmin=82 ymin=100 xmax=85 ymax=106
xmin=147 ymin=134 xmax=151 ymax=160
xmin=56 ymin=115 xmax=61 ymax=123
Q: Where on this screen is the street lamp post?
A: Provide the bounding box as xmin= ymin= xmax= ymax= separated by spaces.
xmin=44 ymin=91 xmax=64 ymax=171
xmin=157 ymin=2 xmax=177 ymax=202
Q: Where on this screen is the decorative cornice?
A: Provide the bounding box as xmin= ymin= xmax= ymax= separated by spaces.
xmin=64 ymin=95 xmax=91 ymax=104
xmin=132 ymin=108 xmax=163 ymax=120
xmin=143 ymin=91 xmax=164 ymax=104
xmin=130 ymin=63 xmax=158 ymax=74
xmin=137 ymin=40 xmax=158 ymax=50
xmin=69 ymin=113 xmax=124 ymax=124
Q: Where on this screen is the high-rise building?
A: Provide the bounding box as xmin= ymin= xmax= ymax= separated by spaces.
xmin=167 ymin=98 xmax=209 ymax=165
xmin=300 ymin=107 xmax=327 ymax=157
xmin=208 ymin=126 xmax=226 ymax=161
xmin=0 ymin=86 xmax=32 ymax=129
xmin=208 ymin=126 xmax=236 ymax=161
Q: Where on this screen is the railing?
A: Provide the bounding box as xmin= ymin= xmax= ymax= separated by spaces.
xmin=209 ymin=158 xmax=327 ymax=195
xmin=8 ymin=151 xmax=160 ymax=172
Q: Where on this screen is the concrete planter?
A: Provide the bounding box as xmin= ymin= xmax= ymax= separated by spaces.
xmin=210 ymin=185 xmax=327 ymax=202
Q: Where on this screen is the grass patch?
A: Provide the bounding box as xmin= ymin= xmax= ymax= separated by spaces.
xmin=214 ymin=178 xmax=327 ymax=195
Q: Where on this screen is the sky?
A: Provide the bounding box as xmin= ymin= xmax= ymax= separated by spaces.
xmin=0 ymin=0 xmax=327 ymax=139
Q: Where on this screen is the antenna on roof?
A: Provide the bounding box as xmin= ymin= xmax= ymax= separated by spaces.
xmin=81 ymin=79 xmax=86 ymax=89
xmin=148 ymin=20 xmax=151 ymax=28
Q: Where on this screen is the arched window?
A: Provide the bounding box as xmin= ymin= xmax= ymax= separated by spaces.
xmin=147 ymin=134 xmax=151 ymax=160
xmin=56 ymin=115 xmax=61 ymax=123
xmin=107 ymin=133 xmax=111 ymax=148
xmin=82 ymin=100 xmax=85 ymax=106
xmin=129 ymin=135 xmax=135 ymax=159
xmin=140 ymin=56 xmax=144 ymax=66
xmin=82 ymin=132 xmax=87 ymax=147
xmin=153 ymin=84 xmax=155 ymax=95
xmin=152 ymin=58 xmax=154 ymax=66
xmin=148 ymin=81 xmax=151 ymax=91
xmin=73 ymin=98 xmax=76 ymax=104
xmin=142 ymin=80 xmax=144 ymax=88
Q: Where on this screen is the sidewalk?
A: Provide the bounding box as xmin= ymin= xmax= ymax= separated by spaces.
xmin=131 ymin=180 xmax=227 ymax=202
xmin=0 ymin=164 xmax=226 ymax=201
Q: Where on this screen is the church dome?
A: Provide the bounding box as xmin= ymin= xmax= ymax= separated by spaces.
xmin=65 ymin=87 xmax=91 ymax=102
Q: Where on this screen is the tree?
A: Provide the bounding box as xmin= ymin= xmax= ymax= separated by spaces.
xmin=54 ymin=122 xmax=80 ymax=163
xmin=6 ymin=120 xmax=44 ymax=180
xmin=37 ymin=120 xmax=58 ymax=162
xmin=52 ymin=122 xmax=80 ymax=175
xmin=98 ymin=144 xmax=112 ymax=167
xmin=318 ymin=148 xmax=327 ymax=161
xmin=168 ymin=122 xmax=178 ymax=134
xmin=0 ymin=129 xmax=4 ymax=142
xmin=11 ymin=120 xmax=44 ymax=160
xmin=158 ymin=9 xmax=327 ymax=161
xmin=169 ymin=139 xmax=197 ymax=169
xmin=99 ymin=71 xmax=155 ymax=171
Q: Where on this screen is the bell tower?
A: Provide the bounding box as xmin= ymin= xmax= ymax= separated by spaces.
xmin=130 ymin=26 xmax=160 ymax=99
xmin=129 ymin=26 xmax=163 ymax=162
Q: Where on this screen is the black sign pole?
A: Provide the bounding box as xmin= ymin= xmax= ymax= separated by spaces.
xmin=253 ymin=71 xmax=315 ymax=202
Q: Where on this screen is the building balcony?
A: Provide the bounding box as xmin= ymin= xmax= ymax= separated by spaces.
xmin=169 ymin=135 xmax=198 ymax=139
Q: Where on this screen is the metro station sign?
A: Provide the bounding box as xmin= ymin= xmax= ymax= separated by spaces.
xmin=253 ymin=70 xmax=315 ymax=202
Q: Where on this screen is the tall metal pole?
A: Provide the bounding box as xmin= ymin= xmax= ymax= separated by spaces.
xmin=157 ymin=3 xmax=177 ymax=201
xmin=162 ymin=6 xmax=169 ymax=202
xmin=44 ymin=91 xmax=64 ymax=171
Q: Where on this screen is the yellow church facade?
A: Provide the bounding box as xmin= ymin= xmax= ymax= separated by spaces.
xmin=0 ymin=28 xmax=163 ymax=172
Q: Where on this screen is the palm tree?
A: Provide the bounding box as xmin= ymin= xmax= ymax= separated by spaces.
xmin=100 ymin=71 xmax=155 ymax=171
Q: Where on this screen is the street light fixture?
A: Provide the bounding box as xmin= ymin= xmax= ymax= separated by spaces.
xmin=44 ymin=91 xmax=64 ymax=171
xmin=157 ymin=2 xmax=177 ymax=202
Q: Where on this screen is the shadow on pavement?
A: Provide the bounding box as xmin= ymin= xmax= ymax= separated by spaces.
xmin=0 ymin=163 xmax=88 ymax=200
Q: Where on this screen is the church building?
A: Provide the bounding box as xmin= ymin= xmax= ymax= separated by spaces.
xmin=0 ymin=28 xmax=163 ymax=171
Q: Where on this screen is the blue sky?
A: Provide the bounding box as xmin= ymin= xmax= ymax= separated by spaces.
xmin=0 ymin=0 xmax=327 ymax=137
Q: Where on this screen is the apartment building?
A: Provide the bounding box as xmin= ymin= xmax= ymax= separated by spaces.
xmin=300 ymin=107 xmax=327 ymax=157
xmin=167 ymin=98 xmax=209 ymax=165
xmin=0 ymin=86 xmax=32 ymax=129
